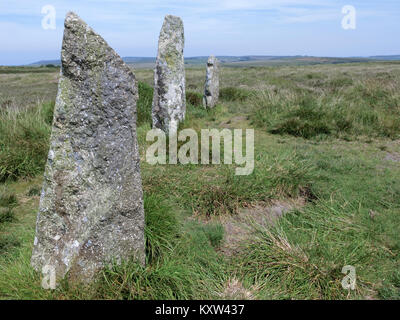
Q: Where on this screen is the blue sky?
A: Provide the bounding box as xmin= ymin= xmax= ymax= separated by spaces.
xmin=1 ymin=0 xmax=399 ymax=65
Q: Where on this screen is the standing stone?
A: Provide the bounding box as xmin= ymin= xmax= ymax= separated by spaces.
xmin=152 ymin=15 xmax=186 ymax=135
xmin=203 ymin=56 xmax=219 ymax=109
xmin=31 ymin=12 xmax=145 ymax=283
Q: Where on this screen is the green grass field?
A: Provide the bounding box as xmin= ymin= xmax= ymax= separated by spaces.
xmin=0 ymin=62 xmax=399 ymax=299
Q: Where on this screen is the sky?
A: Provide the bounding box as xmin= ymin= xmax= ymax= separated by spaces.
xmin=0 ymin=0 xmax=399 ymax=65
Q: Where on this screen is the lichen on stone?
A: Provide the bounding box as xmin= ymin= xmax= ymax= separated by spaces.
xmin=31 ymin=11 xmax=145 ymax=284
xmin=152 ymin=15 xmax=186 ymax=135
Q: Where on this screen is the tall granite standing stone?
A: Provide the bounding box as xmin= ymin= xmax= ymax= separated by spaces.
xmin=152 ymin=15 xmax=186 ymax=135
xmin=203 ymin=56 xmax=219 ymax=109
xmin=31 ymin=12 xmax=145 ymax=283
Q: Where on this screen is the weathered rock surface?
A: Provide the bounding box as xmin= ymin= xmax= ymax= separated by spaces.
xmin=203 ymin=55 xmax=219 ymax=109
xmin=152 ymin=15 xmax=186 ymax=135
xmin=31 ymin=12 xmax=145 ymax=283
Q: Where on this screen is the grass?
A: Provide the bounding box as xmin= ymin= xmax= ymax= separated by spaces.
xmin=137 ymin=82 xmax=153 ymax=126
xmin=0 ymin=62 xmax=400 ymax=300
xmin=378 ymin=270 xmax=400 ymax=299
xmin=219 ymin=87 xmax=251 ymax=102
xmin=0 ymin=189 xmax=19 ymax=255
xmin=186 ymin=91 xmax=203 ymax=107
xmin=0 ymin=208 xmax=15 ymax=224
xmin=143 ymin=194 xmax=181 ymax=263
xmin=199 ymin=223 xmax=225 ymax=248
xmin=0 ymin=66 xmax=59 ymax=75
xmin=0 ymin=102 xmax=53 ymax=182
xmin=249 ymin=66 xmax=400 ymax=140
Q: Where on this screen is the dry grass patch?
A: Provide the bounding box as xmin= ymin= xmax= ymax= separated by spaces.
xmin=217 ymin=278 xmax=257 ymax=300
xmin=385 ymin=152 xmax=400 ymax=163
xmin=191 ymin=198 xmax=306 ymax=256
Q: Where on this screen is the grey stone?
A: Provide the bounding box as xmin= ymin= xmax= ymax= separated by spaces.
xmin=203 ymin=56 xmax=219 ymax=109
xmin=152 ymin=15 xmax=186 ymax=135
xmin=31 ymin=12 xmax=145 ymax=283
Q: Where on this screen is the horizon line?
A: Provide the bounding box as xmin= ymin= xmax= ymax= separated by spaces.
xmin=3 ymin=54 xmax=400 ymax=67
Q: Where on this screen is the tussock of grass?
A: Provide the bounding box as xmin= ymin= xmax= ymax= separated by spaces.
xmin=137 ymin=82 xmax=153 ymax=127
xmin=220 ymin=87 xmax=251 ymax=102
xmin=250 ymin=74 xmax=400 ymax=139
xmin=224 ymin=150 xmax=315 ymax=202
xmin=0 ymin=189 xmax=19 ymax=257
xmin=144 ymin=194 xmax=180 ymax=263
xmin=235 ymin=199 xmax=380 ymax=299
xmin=26 ymin=186 xmax=41 ymax=197
xmin=191 ymin=184 xmax=240 ymax=217
xmin=91 ymin=194 xmax=220 ymax=300
xmin=186 ymin=91 xmax=203 ymax=107
xmin=0 ymin=208 xmax=15 ymax=224
xmin=0 ymin=102 xmax=53 ymax=182
xmin=378 ymin=271 xmax=400 ymax=299
xmin=0 ymin=189 xmax=18 ymax=208
xmin=96 ymin=224 xmax=225 ymax=300
xmin=0 ymin=236 xmax=20 ymax=255
xmin=199 ymin=223 xmax=224 ymax=248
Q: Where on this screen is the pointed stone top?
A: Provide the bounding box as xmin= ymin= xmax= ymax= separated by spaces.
xmin=161 ymin=15 xmax=184 ymax=36
xmin=64 ymin=11 xmax=84 ymax=27
xmin=61 ymin=10 xmax=130 ymax=81
xmin=208 ymin=55 xmax=218 ymax=66
xmin=164 ymin=14 xmax=183 ymax=24
xmin=66 ymin=11 xmax=79 ymax=19
xmin=152 ymin=14 xmax=185 ymax=134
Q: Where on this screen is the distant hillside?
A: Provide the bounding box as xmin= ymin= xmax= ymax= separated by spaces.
xmin=368 ymin=55 xmax=400 ymax=61
xmin=29 ymin=60 xmax=61 ymax=67
xmin=28 ymin=55 xmax=400 ymax=68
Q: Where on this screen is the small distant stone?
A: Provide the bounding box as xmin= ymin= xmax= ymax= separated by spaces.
xmin=152 ymin=15 xmax=186 ymax=135
xmin=31 ymin=12 xmax=145 ymax=283
xmin=203 ymin=55 xmax=219 ymax=109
